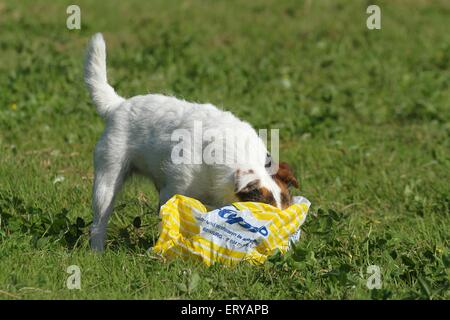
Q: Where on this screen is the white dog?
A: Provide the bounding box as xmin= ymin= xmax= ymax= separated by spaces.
xmin=84 ymin=33 xmax=298 ymax=251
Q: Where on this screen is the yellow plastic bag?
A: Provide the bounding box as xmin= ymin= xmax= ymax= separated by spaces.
xmin=152 ymin=194 xmax=310 ymax=266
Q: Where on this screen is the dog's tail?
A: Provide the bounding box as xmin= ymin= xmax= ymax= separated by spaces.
xmin=84 ymin=33 xmax=124 ymax=119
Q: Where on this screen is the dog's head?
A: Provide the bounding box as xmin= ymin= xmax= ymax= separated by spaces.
xmin=234 ymin=162 xmax=299 ymax=209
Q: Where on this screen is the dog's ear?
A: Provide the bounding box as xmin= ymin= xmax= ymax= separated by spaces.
xmin=273 ymin=162 xmax=299 ymax=189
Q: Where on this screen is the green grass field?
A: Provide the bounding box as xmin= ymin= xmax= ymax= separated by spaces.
xmin=0 ymin=0 xmax=449 ymax=299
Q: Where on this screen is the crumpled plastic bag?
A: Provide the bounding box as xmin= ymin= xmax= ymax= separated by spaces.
xmin=152 ymin=194 xmax=310 ymax=266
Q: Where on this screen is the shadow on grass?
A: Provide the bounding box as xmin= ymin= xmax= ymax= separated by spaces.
xmin=0 ymin=190 xmax=160 ymax=253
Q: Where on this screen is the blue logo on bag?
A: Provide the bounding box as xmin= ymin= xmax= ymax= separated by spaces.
xmin=217 ymin=208 xmax=269 ymax=237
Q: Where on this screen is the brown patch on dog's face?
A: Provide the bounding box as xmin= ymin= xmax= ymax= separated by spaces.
xmin=272 ymin=162 xmax=299 ymax=209
xmin=235 ymin=180 xmax=277 ymax=207
xmin=234 ymin=170 xmax=277 ymax=207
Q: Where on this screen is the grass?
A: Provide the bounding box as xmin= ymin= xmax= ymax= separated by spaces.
xmin=0 ymin=0 xmax=449 ymax=299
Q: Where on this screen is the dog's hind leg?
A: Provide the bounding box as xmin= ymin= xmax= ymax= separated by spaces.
xmin=90 ymin=140 xmax=129 ymax=252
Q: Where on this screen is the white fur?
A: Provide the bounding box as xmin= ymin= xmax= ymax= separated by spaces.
xmin=84 ymin=33 xmax=281 ymax=251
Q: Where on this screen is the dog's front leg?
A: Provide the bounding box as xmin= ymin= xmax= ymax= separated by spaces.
xmin=157 ymin=186 xmax=173 ymax=212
